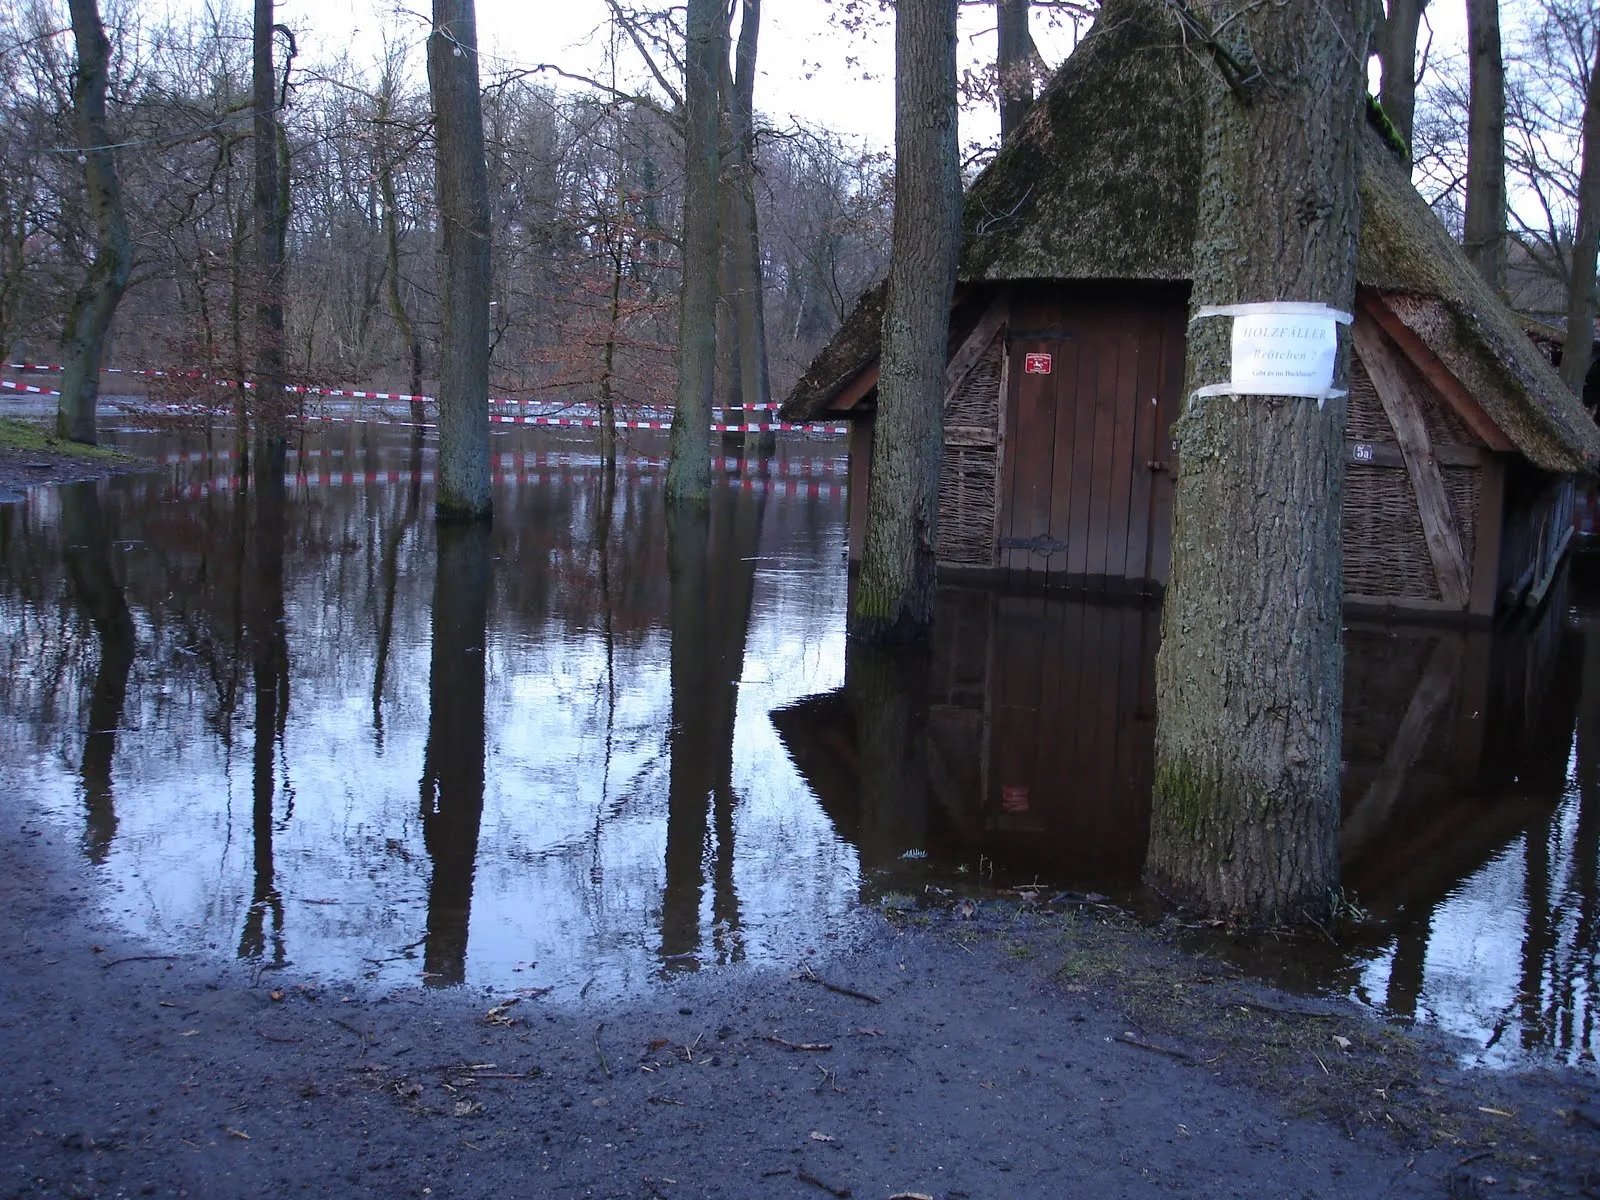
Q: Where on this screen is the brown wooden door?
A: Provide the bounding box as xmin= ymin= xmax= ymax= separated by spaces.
xmin=997 ymin=291 xmax=1186 ymax=588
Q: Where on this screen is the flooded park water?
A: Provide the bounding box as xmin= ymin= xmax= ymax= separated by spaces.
xmin=1 ymin=421 xmax=1595 ymax=1071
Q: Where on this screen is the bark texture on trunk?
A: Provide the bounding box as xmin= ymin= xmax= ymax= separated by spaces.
xmin=850 ymin=0 xmax=961 ymax=642
xmin=428 ymin=0 xmax=493 ymax=519
xmin=666 ymin=0 xmax=726 ymax=506
xmin=1464 ymin=0 xmax=1507 ymax=293
xmin=730 ymin=0 xmax=773 ymax=459
xmin=56 ymin=0 xmax=131 ymax=446
xmin=252 ymin=0 xmax=288 ymax=454
xmin=997 ymin=0 xmax=1033 ymax=141
xmin=1375 ymin=0 xmax=1426 ymax=163
xmin=1147 ymin=0 xmax=1369 ymax=924
xmin=1562 ymin=33 xmax=1600 ymax=400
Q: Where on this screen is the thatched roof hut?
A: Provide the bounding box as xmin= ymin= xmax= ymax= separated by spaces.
xmin=782 ymin=0 xmax=1599 ymax=618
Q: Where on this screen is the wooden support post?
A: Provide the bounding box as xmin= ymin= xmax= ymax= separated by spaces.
xmin=943 ymin=290 xmax=1011 ymax=409
xmin=1353 ymin=318 xmax=1473 ymax=609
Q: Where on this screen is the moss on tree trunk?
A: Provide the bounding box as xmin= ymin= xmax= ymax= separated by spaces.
xmin=1146 ymin=0 xmax=1370 ymax=925
xmin=850 ymin=0 xmax=961 ymax=643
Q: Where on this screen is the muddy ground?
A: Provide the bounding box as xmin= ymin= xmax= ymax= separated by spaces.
xmin=0 ymin=420 xmax=148 ymax=501
xmin=2 ymin=816 xmax=1597 ymax=1200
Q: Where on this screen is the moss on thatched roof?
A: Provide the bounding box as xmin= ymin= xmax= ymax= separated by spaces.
xmin=779 ymin=0 xmax=1600 ymax=474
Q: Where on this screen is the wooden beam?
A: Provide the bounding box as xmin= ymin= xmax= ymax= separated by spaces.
xmin=828 ymin=364 xmax=880 ymax=412
xmin=1357 ymin=290 xmax=1514 ymax=453
xmin=1347 ymin=439 xmax=1483 ymax=469
xmin=1468 ymin=456 xmax=1505 ymax=617
xmin=1353 ymin=318 xmax=1473 ymax=610
xmin=944 ymin=290 xmax=1011 ymax=409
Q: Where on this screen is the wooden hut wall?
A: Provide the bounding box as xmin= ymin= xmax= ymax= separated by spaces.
xmin=1496 ymin=464 xmax=1576 ymax=610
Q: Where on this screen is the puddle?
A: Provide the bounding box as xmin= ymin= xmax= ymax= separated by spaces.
xmin=1 ymin=422 xmax=1595 ymax=1068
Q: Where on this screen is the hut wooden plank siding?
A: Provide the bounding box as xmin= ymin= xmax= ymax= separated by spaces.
xmin=783 ymin=0 xmax=1600 ymax=621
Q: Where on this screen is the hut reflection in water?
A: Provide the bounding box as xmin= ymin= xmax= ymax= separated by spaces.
xmin=773 ymin=573 xmax=1597 ymax=1065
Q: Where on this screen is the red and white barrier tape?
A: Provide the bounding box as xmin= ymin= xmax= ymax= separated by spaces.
xmin=166 ymin=468 xmax=845 ymax=501
xmin=5 ymin=364 xmax=787 ymax=411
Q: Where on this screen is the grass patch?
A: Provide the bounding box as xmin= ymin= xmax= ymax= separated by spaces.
xmin=0 ymin=417 xmax=135 ymax=462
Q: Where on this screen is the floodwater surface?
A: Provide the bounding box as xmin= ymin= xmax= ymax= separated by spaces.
xmin=1 ymin=423 xmax=1595 ymax=1070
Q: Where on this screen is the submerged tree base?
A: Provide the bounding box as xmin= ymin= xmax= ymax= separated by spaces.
xmin=1146 ymin=751 xmax=1338 ymax=927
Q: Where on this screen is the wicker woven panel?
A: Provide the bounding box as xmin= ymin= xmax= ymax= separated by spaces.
xmin=1442 ymin=465 xmax=1480 ymax=569
xmin=938 ymin=444 xmax=999 ymax=566
xmin=1347 ymin=357 xmax=1391 ymax=442
xmin=947 ymin=339 xmax=1002 ymax=428
xmin=1342 ymin=464 xmax=1482 ymax=602
xmin=1343 ymin=467 xmax=1440 ymax=600
xmin=1349 ymin=344 xmax=1476 ymax=447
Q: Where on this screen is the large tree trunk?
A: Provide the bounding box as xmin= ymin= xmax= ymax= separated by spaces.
xmin=997 ymin=0 xmax=1033 ymax=140
xmin=665 ymin=0 xmax=725 ymax=506
xmin=252 ymin=0 xmax=288 ymax=459
xmin=1464 ymin=0 xmax=1507 ymax=293
xmin=1146 ymin=0 xmax=1370 ymax=924
xmin=850 ymin=0 xmax=961 ymax=642
xmin=56 ymin=0 xmax=131 ymax=446
xmin=729 ymin=0 xmax=773 ymax=459
xmin=1375 ymin=0 xmax=1427 ymax=164
xmin=427 ymin=0 xmax=493 ymax=520
xmin=1562 ymin=33 xmax=1600 ymax=401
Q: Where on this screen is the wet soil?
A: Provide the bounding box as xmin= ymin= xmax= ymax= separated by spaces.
xmin=0 ymin=419 xmax=148 ymax=498
xmin=4 ymin=819 xmax=1596 ymax=1200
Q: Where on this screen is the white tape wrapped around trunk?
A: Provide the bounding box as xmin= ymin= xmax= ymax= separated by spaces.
xmin=1187 ymin=301 xmax=1354 ymax=409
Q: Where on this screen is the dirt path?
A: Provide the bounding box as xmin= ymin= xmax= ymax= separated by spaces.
xmin=2 ymin=814 xmax=1595 ymax=1200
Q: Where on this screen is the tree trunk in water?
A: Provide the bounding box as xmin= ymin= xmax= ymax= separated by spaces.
xmin=419 ymin=521 xmax=491 ymax=985
xmin=997 ymin=0 xmax=1033 ymax=141
xmin=1464 ymin=0 xmax=1507 ymax=293
xmin=666 ymin=0 xmax=725 ymax=506
xmin=428 ymin=0 xmax=493 ymax=520
xmin=56 ymin=0 xmax=131 ymax=446
xmin=1375 ymin=0 xmax=1426 ymax=164
xmin=1562 ymin=33 xmax=1600 ymax=401
xmin=1146 ymin=0 xmax=1369 ymax=925
xmin=252 ymin=0 xmax=288 ymax=463
xmin=850 ymin=0 xmax=961 ymax=642
xmin=730 ymin=0 xmax=773 ymax=459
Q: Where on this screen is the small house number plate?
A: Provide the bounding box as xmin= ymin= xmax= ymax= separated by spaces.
xmin=1352 ymin=442 xmax=1375 ymax=463
xmin=1024 ymin=353 xmax=1052 ymax=375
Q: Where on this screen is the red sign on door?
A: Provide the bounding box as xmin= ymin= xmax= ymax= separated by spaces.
xmin=1024 ymin=352 xmax=1052 ymax=375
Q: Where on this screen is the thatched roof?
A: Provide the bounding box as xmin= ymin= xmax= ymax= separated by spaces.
xmin=781 ymin=0 xmax=1600 ymax=474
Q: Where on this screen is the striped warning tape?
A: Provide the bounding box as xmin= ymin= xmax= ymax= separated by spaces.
xmin=158 ymin=447 xmax=850 ymax=476
xmin=4 ymin=365 xmax=788 ymax=411
xmin=165 ymin=468 xmax=846 ymax=501
xmin=7 ymin=378 xmax=836 ymax=433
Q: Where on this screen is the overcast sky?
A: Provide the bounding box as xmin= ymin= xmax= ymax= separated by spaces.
xmin=157 ymin=0 xmax=1473 ymax=161
xmin=160 ymin=0 xmax=1090 ymax=151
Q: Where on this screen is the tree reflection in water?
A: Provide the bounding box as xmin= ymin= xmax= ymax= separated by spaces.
xmin=60 ymin=482 xmax=135 ymax=865
xmin=419 ymin=520 xmax=491 ymax=986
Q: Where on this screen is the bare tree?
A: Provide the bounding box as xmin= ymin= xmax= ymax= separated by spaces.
xmin=56 ymin=0 xmax=131 ymax=445
xmin=1465 ymin=0 xmax=1508 ymax=292
xmin=666 ymin=0 xmax=725 ymax=505
xmin=726 ymin=0 xmax=773 ymax=456
xmin=1147 ymin=0 xmax=1371 ymax=924
xmin=997 ymin=0 xmax=1034 ymax=139
xmin=427 ymin=0 xmax=493 ymax=518
xmin=851 ymin=0 xmax=962 ymax=641
xmin=1375 ymin=0 xmax=1429 ymax=161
